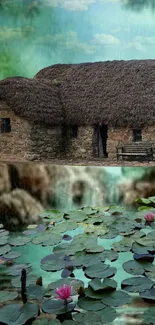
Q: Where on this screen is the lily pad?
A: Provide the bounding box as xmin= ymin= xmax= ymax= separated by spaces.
xmin=0 ymin=290 xmax=18 ymax=302
xmin=0 ymin=244 xmax=11 ymax=256
xmin=7 ymin=264 xmax=32 ymax=276
xmin=73 ymin=311 xmax=102 ymax=325
xmin=0 ymin=236 xmax=9 ymax=245
xmin=142 ymin=307 xmax=155 ymax=324
xmin=32 ymin=233 xmax=62 ymax=246
xmin=82 ymin=207 xmax=98 ymax=215
xmin=3 ymin=251 xmax=21 ymax=260
xmin=140 ymin=288 xmax=155 ymax=302
xmin=121 ymin=276 xmax=154 ymax=293
xmin=47 ymin=278 xmax=84 ymax=296
xmin=99 ymin=250 xmax=118 ymax=262
xmin=0 ymin=302 xmax=39 ymax=325
xmin=123 ymin=260 xmax=145 ymax=275
xmin=12 ymin=274 xmax=37 ymax=288
xmin=101 ymin=290 xmax=132 ymax=307
xmin=33 ymin=320 xmax=60 ymax=325
xmin=42 ymin=299 xmax=75 ymax=314
xmin=123 ymin=260 xmax=155 ymax=276
xmin=97 ymin=306 xmax=117 ymax=323
xmin=9 ymin=236 xmax=31 ymax=246
xmin=64 ymin=210 xmax=88 ymax=222
xmin=77 ymin=297 xmax=105 ymax=311
xmin=41 ymin=254 xmax=68 ymax=272
xmin=89 ymin=278 xmax=117 ymax=292
xmin=27 ymin=284 xmax=45 ymax=301
xmin=84 ymin=263 xmax=116 ymax=279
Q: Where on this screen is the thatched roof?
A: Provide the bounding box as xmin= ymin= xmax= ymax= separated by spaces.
xmin=0 ymin=76 xmax=63 ymax=125
xmin=1 ymin=60 xmax=155 ymax=127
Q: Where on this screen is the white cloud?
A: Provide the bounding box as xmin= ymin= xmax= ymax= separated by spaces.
xmin=111 ymin=27 xmax=130 ymax=34
xmin=45 ymin=0 xmax=96 ymax=11
xmin=92 ymin=33 xmax=121 ymax=45
xmin=35 ymin=31 xmax=97 ymax=54
xmin=126 ymin=36 xmax=155 ymax=53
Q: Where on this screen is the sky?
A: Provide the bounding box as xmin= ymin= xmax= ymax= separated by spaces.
xmin=1 ymin=0 xmax=155 ymax=78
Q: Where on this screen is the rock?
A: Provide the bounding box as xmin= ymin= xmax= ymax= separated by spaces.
xmin=0 ymin=189 xmax=43 ymax=231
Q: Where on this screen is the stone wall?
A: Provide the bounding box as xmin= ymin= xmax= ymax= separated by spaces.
xmin=28 ymin=123 xmax=64 ymax=161
xmin=65 ymin=126 xmax=94 ymax=159
xmin=1 ymin=103 xmax=155 ymax=163
xmin=0 ymin=102 xmax=31 ymax=162
xmin=107 ymin=126 xmax=155 ymax=160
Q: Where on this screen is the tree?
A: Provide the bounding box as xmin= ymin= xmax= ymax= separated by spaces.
xmin=122 ymin=0 xmax=155 ymax=11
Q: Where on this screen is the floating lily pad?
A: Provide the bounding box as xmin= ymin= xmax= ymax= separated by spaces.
xmin=136 ymin=198 xmax=151 ymax=205
xmin=123 ymin=260 xmax=155 ymax=276
xmin=32 ymin=233 xmax=62 ymax=246
xmin=99 ymin=250 xmax=118 ymax=262
xmin=12 ymin=274 xmax=37 ymax=288
xmin=132 ymin=242 xmax=150 ymax=255
xmin=123 ymin=260 xmax=145 ymax=275
xmin=33 ymin=319 xmax=60 ymax=325
xmin=40 ymin=210 xmax=63 ymax=221
xmin=82 ymin=207 xmax=98 ymax=215
xmin=41 ymin=253 xmax=68 ymax=272
xmin=140 ymin=288 xmax=155 ymax=302
xmin=73 ymin=253 xmax=100 ymax=268
xmin=47 ymin=278 xmax=84 ymax=296
xmin=9 ymin=236 xmax=31 ymax=246
xmin=121 ymin=276 xmax=154 ymax=293
xmin=73 ymin=311 xmax=102 ymax=325
xmin=77 ymin=297 xmax=105 ymax=311
xmin=42 ymin=299 xmax=75 ymax=314
xmin=89 ymin=278 xmax=117 ymax=292
xmin=0 ymin=302 xmax=39 ymax=325
xmin=54 ymin=222 xmax=77 ymax=234
xmin=101 ymin=290 xmax=132 ymax=307
xmin=84 ymin=263 xmax=116 ymax=279
xmin=0 ymin=236 xmax=9 ymax=245
xmin=97 ymin=306 xmax=117 ymax=323
xmin=85 ymin=245 xmax=104 ymax=253
xmin=7 ymin=264 xmax=32 ymax=276
xmin=64 ymin=210 xmax=88 ymax=222
xmin=27 ymin=284 xmax=45 ymax=301
xmin=0 ymin=290 xmax=18 ymax=302
xmin=3 ymin=251 xmax=21 ymax=260
xmin=0 ymin=244 xmax=11 ymax=256
xmin=142 ymin=307 xmax=155 ymax=324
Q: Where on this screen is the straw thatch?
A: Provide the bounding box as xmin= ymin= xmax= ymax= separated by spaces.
xmin=35 ymin=60 xmax=155 ymax=127
xmin=1 ymin=60 xmax=155 ymax=127
xmin=0 ymin=76 xmax=63 ymax=125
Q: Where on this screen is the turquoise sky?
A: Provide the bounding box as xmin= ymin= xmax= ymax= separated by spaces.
xmin=1 ymin=0 xmax=155 ymax=77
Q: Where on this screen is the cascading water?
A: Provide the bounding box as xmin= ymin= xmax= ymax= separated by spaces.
xmin=50 ymin=166 xmax=126 ymax=211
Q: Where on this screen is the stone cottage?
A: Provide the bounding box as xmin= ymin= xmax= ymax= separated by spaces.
xmin=0 ymin=59 xmax=155 ymax=162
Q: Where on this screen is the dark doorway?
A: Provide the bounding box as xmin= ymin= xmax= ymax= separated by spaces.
xmin=99 ymin=124 xmax=108 ymax=157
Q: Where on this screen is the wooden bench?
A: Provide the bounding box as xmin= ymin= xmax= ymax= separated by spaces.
xmin=116 ymin=142 xmax=154 ymax=162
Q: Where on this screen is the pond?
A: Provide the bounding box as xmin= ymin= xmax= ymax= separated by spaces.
xmin=1 ymin=201 xmax=155 ymax=325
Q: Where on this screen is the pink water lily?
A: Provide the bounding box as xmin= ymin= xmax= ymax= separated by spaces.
xmin=55 ymin=284 xmax=72 ymax=300
xmin=144 ymin=212 xmax=155 ymax=223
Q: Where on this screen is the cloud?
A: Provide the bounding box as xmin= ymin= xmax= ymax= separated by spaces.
xmin=35 ymin=31 xmax=97 ymax=54
xmin=111 ymin=27 xmax=130 ymax=34
xmin=92 ymin=33 xmax=121 ymax=46
xmin=44 ymin=0 xmax=97 ymax=11
xmin=126 ymin=36 xmax=155 ymax=53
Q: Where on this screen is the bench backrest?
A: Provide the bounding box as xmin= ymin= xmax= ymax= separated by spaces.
xmin=122 ymin=142 xmax=153 ymax=153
